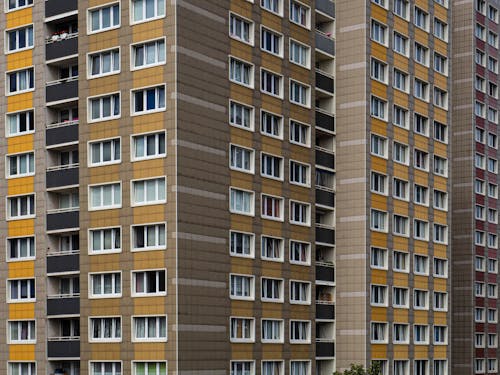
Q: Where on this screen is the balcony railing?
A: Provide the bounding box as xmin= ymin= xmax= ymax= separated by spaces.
xmin=47 ymin=119 xmax=79 ymax=129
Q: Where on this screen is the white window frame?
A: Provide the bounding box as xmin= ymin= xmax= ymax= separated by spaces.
xmin=131 ymin=315 xmax=168 ymax=342
xmin=87 ymin=47 xmax=121 ymax=79
xmin=229 ymin=187 xmax=255 ymax=216
xmin=6 ymin=235 xmax=35 ymax=262
xmin=5 ymin=109 xmax=35 ymax=138
xmin=87 ymin=92 xmax=121 ymax=123
xmin=229 ymin=12 xmax=254 ymax=46
xmin=131 ymin=84 xmax=166 ymax=116
xmin=131 ymin=222 xmax=167 ymax=252
xmin=88 ymin=316 xmax=122 ymax=342
xmin=131 ymin=268 xmax=167 ymax=297
xmin=130 ymin=176 xmax=167 ymax=207
xmin=88 ymin=182 xmax=122 ymax=211
xmin=88 ymin=137 xmax=121 ymax=167
xmin=88 ymin=2 xmax=121 ymax=34
xmin=5 ymin=24 xmax=34 ymax=54
xmin=6 ymin=67 xmax=34 ymax=96
xmin=6 ymin=151 xmax=35 ymax=178
xmin=88 ymin=226 xmax=122 ymax=255
xmin=131 ymin=131 xmax=166 ymax=161
xmin=229 ymin=230 xmax=255 ymax=259
xmin=130 ymin=37 xmax=167 ymax=71
xmin=130 ymin=0 xmax=166 ymax=24
xmin=89 ymin=271 xmax=122 ymax=299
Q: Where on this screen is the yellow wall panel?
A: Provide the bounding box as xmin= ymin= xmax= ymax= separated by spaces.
xmin=7 ymin=50 xmax=33 ymax=71
xmin=8 ymin=220 xmax=34 ymax=236
xmin=7 ymin=93 xmax=33 ymax=112
xmin=6 ymin=7 xmax=32 ymax=29
xmin=9 ymin=303 xmax=35 ymax=320
xmin=9 ymin=345 xmax=36 ymax=361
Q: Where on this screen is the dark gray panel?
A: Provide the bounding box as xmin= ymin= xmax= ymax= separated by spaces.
xmin=46 ymin=167 xmax=79 ymax=189
xmin=316 ymin=227 xmax=335 ymax=244
xmin=316 ymin=265 xmax=335 ymax=283
xmin=46 ymin=80 xmax=78 ymax=103
xmin=316 ymin=71 xmax=334 ymax=93
xmin=47 ymin=254 xmax=79 ymax=273
xmin=316 ymin=303 xmax=335 ymax=320
xmin=46 ymin=37 xmax=78 ymax=61
xmin=316 ymin=190 xmax=335 ymax=207
xmin=45 ymin=0 xmax=78 ymax=17
xmin=47 ymin=211 xmax=79 ymax=231
xmin=47 ymin=297 xmax=80 ymax=316
xmin=316 ymin=0 xmax=335 ymax=18
xmin=46 ymin=123 xmax=79 ymax=146
xmin=47 ymin=340 xmax=80 ymax=358
xmin=316 ymin=149 xmax=335 ymax=169
xmin=316 ymin=342 xmax=335 ymax=357
xmin=315 ymin=32 xmax=335 ymax=56
xmin=316 ymin=110 xmax=335 ymax=132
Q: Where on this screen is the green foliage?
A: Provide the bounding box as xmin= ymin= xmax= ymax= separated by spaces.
xmin=333 ymin=362 xmax=382 ymax=375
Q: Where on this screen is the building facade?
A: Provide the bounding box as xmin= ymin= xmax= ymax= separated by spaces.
xmin=452 ymin=0 xmax=500 ymax=374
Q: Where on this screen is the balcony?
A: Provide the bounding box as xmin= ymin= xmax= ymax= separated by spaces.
xmin=47 ymin=338 xmax=80 ymax=359
xmin=316 ymin=0 xmax=335 ymax=18
xmin=316 ymin=303 xmax=335 ymax=320
xmin=46 ymin=120 xmax=79 ymax=147
xmin=316 ymin=70 xmax=334 ymax=94
xmin=316 ymin=149 xmax=335 ymax=169
xmin=46 ymin=0 xmax=78 ymax=18
xmin=316 ymin=109 xmax=335 ymax=132
xmin=316 ymin=226 xmax=335 ymax=245
xmin=46 ymin=34 xmax=78 ymax=61
xmin=316 ymin=342 xmax=335 ymax=358
xmin=316 ymin=189 xmax=335 ymax=207
xmin=47 ymin=253 xmax=79 ymax=274
xmin=47 ymin=209 xmax=79 ymax=232
xmin=46 ymin=165 xmax=79 ymax=189
xmin=47 ymin=296 xmax=80 ymax=316
xmin=315 ymin=32 xmax=335 ymax=56
xmin=46 ymin=77 xmax=78 ymax=104
xmin=316 ymin=265 xmax=335 ymax=283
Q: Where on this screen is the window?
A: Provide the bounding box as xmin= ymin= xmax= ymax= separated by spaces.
xmin=290 ymin=281 xmax=311 ymax=304
xmin=488 ymin=56 xmax=498 ymax=72
xmin=414 ymin=220 xmax=428 ymax=240
xmin=414 ymin=361 xmax=428 ymax=375
xmin=434 ymin=121 xmax=447 ymax=143
xmin=393 ymin=179 xmax=408 ymax=200
xmin=89 ymin=183 xmax=121 ymax=210
xmin=261 ymin=278 xmax=283 ymax=302
xmin=433 ymin=156 xmax=447 ymax=176
xmin=371 ymin=134 xmax=387 ymax=157
xmin=476 ymin=49 xmax=486 ymax=65
xmin=290 ymin=320 xmax=311 ymax=343
xmin=262 ymin=362 xmax=284 ymax=375
xmin=89 ymin=227 xmax=121 ymax=254
xmin=476 ymin=359 xmax=485 ymax=374
xmin=372 ymin=0 xmax=386 ymax=7
xmin=488 ymin=31 xmax=498 ymax=47
xmin=371 ymin=322 xmax=388 ymax=343
xmin=434 ymin=53 xmax=447 ymax=74
xmin=434 ymin=258 xmax=448 ymax=278
xmin=434 ymin=292 xmax=447 ymax=311
xmin=88 ymin=49 xmax=119 ymax=78
xmin=393 ymin=215 xmax=409 ymax=236
xmin=488 ymin=258 xmax=498 ymax=273
xmin=371 ymin=284 xmax=388 ymax=306
xmin=371 ymin=172 xmax=387 ymax=195
xmin=8 ymin=279 xmax=35 ymax=302
xmin=394 ymin=361 xmax=409 ymax=375
xmin=290 ymin=200 xmax=310 ymax=225
xmin=230 ymin=274 xmax=254 ymax=300
xmin=394 ymin=0 xmax=409 ymax=19
xmin=6 ymin=25 xmax=33 ymax=52
xmin=132 ymin=269 xmax=166 ymax=296
xmin=90 ymin=272 xmax=121 ymax=298
xmin=414 ymin=255 xmax=429 ymax=275
xmin=290 ymin=241 xmax=310 ymax=265
xmin=132 ymin=223 xmax=166 ymax=251
xmin=488 ymin=183 xmax=498 ymax=198
xmin=414 ymin=79 xmax=428 ymax=100
xmin=131 ymin=0 xmax=165 ymax=23
xmin=90 ymin=317 xmax=121 ymax=341
xmin=489 ymin=81 xmax=498 ymax=97
xmin=132 ymin=85 xmax=166 ymax=115
xmin=476 ymin=23 xmax=486 ymax=39
xmin=488 ymin=283 xmax=498 ymax=298
xmin=488 ymin=333 xmax=498 ymax=347
xmin=261 ymin=69 xmax=282 ymax=97
xmin=261 ymin=27 xmax=282 ymax=56
xmin=260 ymin=111 xmax=282 ymax=139
xmin=433 ymin=18 xmax=447 ymax=40
xmin=414 ymin=113 xmax=428 ymax=136
xmin=371 ymin=20 xmax=387 ymax=45
xmin=132 ymin=316 xmax=167 ymax=342
xmin=414 ymin=289 xmax=429 ymax=309
xmin=477 ymin=0 xmax=486 ymax=13
xmin=476 ymin=75 xmax=486 ymax=91
xmin=433 ymin=87 xmax=447 ymax=108
xmin=488 ymin=360 xmax=498 ymax=373
xmin=261 ymin=319 xmax=284 ymax=342
xmin=370 ymin=96 xmax=387 ymax=120
xmin=290 ymin=80 xmax=310 ymax=107
xmin=393 ymin=32 xmax=408 ymax=56
xmin=371 ymin=58 xmax=387 ymax=83
xmin=476 ymin=231 xmax=486 ymax=246
xmin=229 ymin=13 xmax=253 ymax=45
xmin=231 ymin=362 xmax=254 ymax=375
xmin=132 ymin=132 xmax=166 ymax=161
xmin=7 ymin=152 xmax=34 ymax=178
xmin=7 ymin=194 xmax=35 ymax=220
xmin=414 ymin=150 xmax=428 ymax=171
xmin=414 ymin=185 xmax=428 ymax=206
xmin=89 ymin=93 xmax=120 ymax=122
xmin=488 ymin=208 xmax=498 ymax=223
xmin=133 ymin=362 xmax=167 ymax=375
xmin=261 ymin=236 xmax=283 ymax=261
xmin=131 ymin=177 xmax=166 ymax=206
xmin=393 ymin=106 xmax=408 ymax=128
xmin=89 ymin=3 xmax=120 ymax=33
xmin=488 ymin=133 xmax=498 ymax=148
xmin=393 ymin=287 xmax=409 ymax=308
xmin=393 ymin=69 xmax=408 ymax=91
xmin=230 ymin=101 xmax=254 ymax=130
xmin=488 ymin=158 xmax=498 ymax=173
xmin=290 ymin=120 xmax=310 ymax=146
xmin=489 ymin=233 xmax=498 ymax=248
xmin=290 ymin=161 xmax=310 ymax=187
xmin=476 ymin=256 xmax=486 ymax=271
xmin=394 ymin=251 xmax=409 ymax=272
xmin=393 ymin=142 xmax=409 ymax=164
xmin=8 ymin=363 xmax=36 ymax=375
xmin=371 ymin=209 xmax=387 ymax=232
xmin=488 ymin=107 xmax=498 ymax=123
xmin=393 ymin=324 xmax=409 ymax=344
xmin=229 ymin=57 xmax=253 ymax=87
xmin=414 ymin=325 xmax=429 ymax=344
xmin=261 ymin=0 xmax=282 ymax=15
xmin=476 ymin=127 xmax=485 ymax=142
xmin=6 ymin=110 xmax=34 ymax=137
xmin=290 ymin=361 xmax=310 ymax=375
xmin=476 ymin=307 xmax=485 ymax=322
xmin=230 ymin=317 xmax=255 ymax=342
xmin=434 ymin=326 xmax=447 ymax=344
xmin=290 ymin=0 xmax=310 ymax=27
xmin=230 ymin=231 xmax=254 ymax=258
xmin=7 ymin=236 xmax=35 ymax=261
xmin=489 ymin=309 xmax=498 ymax=322
xmin=230 ymin=188 xmax=254 ymax=216
xmin=7 ymin=67 xmax=33 ymax=94
xmin=230 ymin=145 xmax=254 ymax=173
xmin=132 ymin=39 xmax=166 ymax=69
xmin=261 ymin=154 xmax=283 ymax=181
xmin=476 ymin=153 xmax=485 ymax=168
xmin=476 ymin=102 xmax=486 ymax=119
xmin=433 ymin=190 xmax=447 ymax=210
xmin=414 ymin=7 xmax=429 ymax=30
xmin=489 ymin=5 xmax=498 ymax=21
xmin=8 ymin=320 xmax=35 ymax=343
xmin=6 ymin=0 xmax=33 ymax=11
xmin=371 ymin=247 xmax=387 ymax=269
xmin=290 ymin=40 xmax=310 ymax=68
xmin=89 ymin=138 xmax=120 ymax=166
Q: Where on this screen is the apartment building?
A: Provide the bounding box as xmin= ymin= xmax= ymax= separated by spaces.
xmin=335 ymin=0 xmax=450 ymax=374
xmin=0 ymin=1 xmax=336 ymax=375
xmin=452 ymin=0 xmax=500 ymax=374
